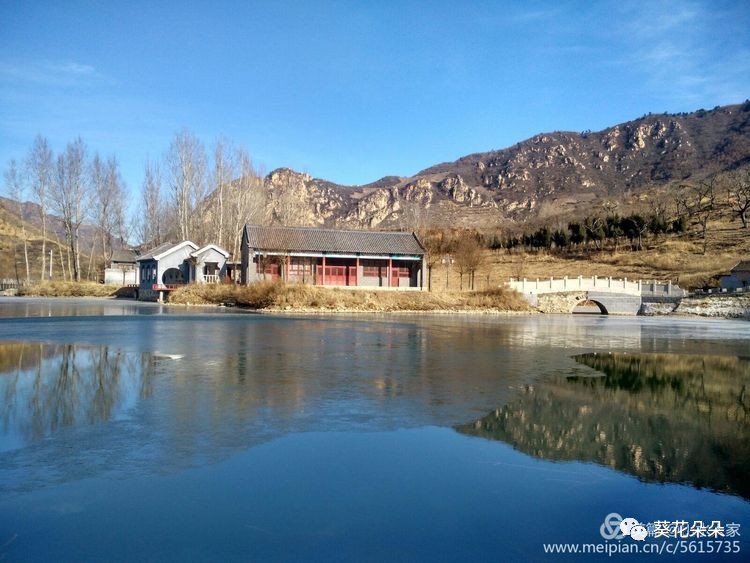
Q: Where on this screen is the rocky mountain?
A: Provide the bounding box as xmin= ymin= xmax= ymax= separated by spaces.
xmin=0 ymin=196 xmax=103 ymax=246
xmin=260 ymin=101 xmax=750 ymax=230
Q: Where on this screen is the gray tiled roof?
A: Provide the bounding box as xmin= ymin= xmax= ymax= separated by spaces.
xmin=243 ymin=225 xmax=425 ymax=255
xmin=135 ymin=242 xmax=175 ymax=261
xmin=111 ymin=249 xmax=137 ymax=263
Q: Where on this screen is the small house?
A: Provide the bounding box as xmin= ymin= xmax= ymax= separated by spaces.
xmin=240 ymin=225 xmax=426 ymax=289
xmin=135 ymin=241 xmax=230 ymax=301
xmin=103 ymin=248 xmax=137 ymax=285
xmin=719 ymin=260 xmax=750 ymax=290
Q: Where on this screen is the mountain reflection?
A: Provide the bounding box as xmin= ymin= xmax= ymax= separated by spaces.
xmin=457 ymin=352 xmax=750 ymax=499
xmin=0 ymin=342 xmax=154 ymax=447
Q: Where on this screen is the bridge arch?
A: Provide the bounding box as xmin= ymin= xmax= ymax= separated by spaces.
xmin=571 ymin=298 xmax=608 ymax=315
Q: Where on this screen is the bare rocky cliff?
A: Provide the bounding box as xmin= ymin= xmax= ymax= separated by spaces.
xmin=238 ymin=102 xmax=750 ymax=230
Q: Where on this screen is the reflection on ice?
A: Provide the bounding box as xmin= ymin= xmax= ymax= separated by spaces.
xmin=457 ymin=352 xmax=750 ymax=499
xmin=0 ymin=342 xmax=154 ymax=450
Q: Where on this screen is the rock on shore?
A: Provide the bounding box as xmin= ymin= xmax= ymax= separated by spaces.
xmin=671 ymin=294 xmax=750 ymax=319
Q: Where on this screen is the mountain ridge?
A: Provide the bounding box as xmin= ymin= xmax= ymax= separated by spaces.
xmin=259 ymin=101 xmax=750 ymax=230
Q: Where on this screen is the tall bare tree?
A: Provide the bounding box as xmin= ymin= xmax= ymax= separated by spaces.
xmin=4 ymin=159 xmax=30 ymax=283
xmin=210 ymin=137 xmax=237 ymax=249
xmin=227 ymin=148 xmax=267 ymax=260
xmin=50 ymin=138 xmax=89 ymax=281
xmin=139 ymin=159 xmax=165 ymax=246
xmin=725 ymin=168 xmax=750 ymax=229
xmin=676 ymin=178 xmax=718 ymax=254
xmin=454 ymin=234 xmax=484 ymax=291
xmin=91 ymin=154 xmax=127 ymax=271
xmin=109 ymin=162 xmax=128 ymax=250
xmin=90 ymin=154 xmax=107 ymax=269
xmin=421 ymin=229 xmax=448 ymax=292
xmin=26 ymin=135 xmax=53 ymax=280
xmin=166 ymin=129 xmax=206 ymax=242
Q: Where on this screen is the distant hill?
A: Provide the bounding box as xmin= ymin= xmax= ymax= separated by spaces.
xmin=0 ymin=196 xmax=102 ymax=247
xmin=0 ymin=197 xmax=107 ymax=281
xmin=256 ymin=101 xmax=750 ymax=229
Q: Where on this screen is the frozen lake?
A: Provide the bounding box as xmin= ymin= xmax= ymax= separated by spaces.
xmin=0 ymin=298 xmax=748 ymax=561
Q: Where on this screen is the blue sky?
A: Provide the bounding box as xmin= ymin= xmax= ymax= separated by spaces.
xmin=1 ymin=0 xmax=749 ymax=195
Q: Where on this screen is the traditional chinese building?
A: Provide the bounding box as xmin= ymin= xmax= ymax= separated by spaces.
xmin=240 ymin=225 xmax=426 ymax=289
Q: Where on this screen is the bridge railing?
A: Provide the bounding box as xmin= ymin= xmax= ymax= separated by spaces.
xmin=506 ymin=276 xmax=685 ymax=297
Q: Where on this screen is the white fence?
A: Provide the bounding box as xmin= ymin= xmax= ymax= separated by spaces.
xmin=0 ymin=279 xmax=23 ymax=290
xmin=506 ymin=276 xmax=686 ymax=297
xmin=693 ymin=286 xmax=749 ymax=296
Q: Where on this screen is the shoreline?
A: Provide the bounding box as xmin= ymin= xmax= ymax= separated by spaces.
xmin=3 ymin=294 xmax=747 ymax=320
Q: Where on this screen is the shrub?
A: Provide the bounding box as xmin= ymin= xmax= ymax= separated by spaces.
xmin=168 ymin=281 xmax=531 ymax=312
xmin=17 ymin=281 xmax=118 ymax=298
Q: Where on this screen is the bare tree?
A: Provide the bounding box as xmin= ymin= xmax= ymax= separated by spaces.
xmin=139 ymin=159 xmax=165 ymax=246
xmin=50 ymin=138 xmax=89 ymax=281
xmin=90 ymin=154 xmax=108 ymax=269
xmin=453 ymin=235 xmax=484 ymax=291
xmin=725 ymin=168 xmax=750 ymax=229
xmin=420 ymin=230 xmax=447 ymax=292
xmin=210 ymin=137 xmax=237 ymax=249
xmin=227 ymin=148 xmax=267 ymax=260
xmin=676 ymin=178 xmax=718 ymax=254
xmin=584 ymin=216 xmax=606 ymax=251
xmin=53 ymin=231 xmax=68 ymax=281
xmin=91 ymin=154 xmax=127 ymax=272
xmin=166 ymin=130 xmax=207 ymax=242
xmin=511 ymin=251 xmax=528 ymax=280
xmin=26 ymin=135 xmax=53 ymax=280
xmin=110 ymin=168 xmax=128 ymax=250
xmin=647 ymin=199 xmax=669 ymax=239
xmin=5 ymin=159 xmax=30 ymax=283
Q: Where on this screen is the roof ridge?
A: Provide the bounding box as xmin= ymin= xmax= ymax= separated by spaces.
xmin=245 ymin=224 xmax=416 ymax=236
xmin=243 ymin=224 xmax=424 ymax=254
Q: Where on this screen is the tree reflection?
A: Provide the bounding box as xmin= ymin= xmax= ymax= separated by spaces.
xmin=0 ymin=342 xmax=154 ymax=445
xmin=456 ymin=353 xmax=750 ymax=499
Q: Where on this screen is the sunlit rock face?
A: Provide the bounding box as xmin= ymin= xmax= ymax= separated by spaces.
xmin=457 ymin=352 xmax=750 ymax=499
xmin=212 ymin=103 xmax=750 ymax=230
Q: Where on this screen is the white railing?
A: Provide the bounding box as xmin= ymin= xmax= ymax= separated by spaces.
xmin=693 ymin=286 xmax=749 ymax=296
xmin=0 ymin=278 xmax=22 ymax=290
xmin=202 ymin=274 xmax=220 ymax=284
xmin=506 ymin=276 xmax=686 ymax=297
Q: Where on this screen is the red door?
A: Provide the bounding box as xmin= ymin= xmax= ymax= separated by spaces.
xmin=332 ymin=266 xmax=346 ymax=285
xmin=259 ymin=263 xmax=279 ymax=281
xmin=391 ymin=267 xmax=400 ymax=288
xmin=320 ymin=266 xmax=345 ymax=285
xmin=317 ymin=265 xmax=357 ymax=286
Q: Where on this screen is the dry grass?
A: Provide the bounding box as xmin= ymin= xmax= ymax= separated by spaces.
xmin=17 ymin=281 xmax=118 ymax=298
xmin=430 ymin=222 xmax=749 ymax=291
xmin=169 ymin=281 xmax=531 ymax=312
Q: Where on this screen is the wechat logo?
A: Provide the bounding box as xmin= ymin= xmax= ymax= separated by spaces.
xmin=600 ymin=513 xmax=647 ymax=541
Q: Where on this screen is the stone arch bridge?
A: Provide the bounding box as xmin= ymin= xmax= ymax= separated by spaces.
xmin=505 ymin=276 xmax=687 ymax=315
